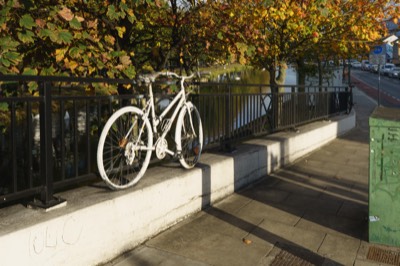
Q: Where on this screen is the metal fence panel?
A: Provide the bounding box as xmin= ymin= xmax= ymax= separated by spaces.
xmin=0 ymin=76 xmax=352 ymax=207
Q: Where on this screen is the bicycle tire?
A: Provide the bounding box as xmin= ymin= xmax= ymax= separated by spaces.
xmin=97 ymin=106 xmax=153 ymax=190
xmin=175 ymin=102 xmax=203 ymax=169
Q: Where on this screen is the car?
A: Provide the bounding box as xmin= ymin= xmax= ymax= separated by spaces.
xmin=351 ymin=61 xmax=362 ymax=69
xmin=388 ymin=67 xmax=400 ymax=78
xmin=370 ymin=64 xmax=379 ymax=73
xmin=343 ymin=59 xmax=359 ymax=67
xmin=381 ymin=63 xmax=395 ymax=76
xmin=361 ymin=60 xmax=370 ymax=71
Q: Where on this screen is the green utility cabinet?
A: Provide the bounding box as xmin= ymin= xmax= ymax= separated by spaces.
xmin=369 ymin=107 xmax=400 ymax=246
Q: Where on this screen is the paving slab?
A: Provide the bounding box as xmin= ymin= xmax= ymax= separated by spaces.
xmin=106 ymin=246 xmax=208 ymax=266
xmin=318 ymin=233 xmax=361 ymax=265
xmin=283 ymin=193 xmax=344 ymax=215
xmin=235 ymin=199 xmax=304 ymax=227
xmin=212 ymin=193 xmax=252 ymax=214
xmin=248 ymin=217 xmax=326 ymax=252
xmin=146 ymin=210 xmax=270 ymax=266
xmin=337 ymin=201 xmax=368 ymax=220
xmin=239 ymin=184 xmax=291 ymax=205
xmin=296 ymin=210 xmax=366 ymax=240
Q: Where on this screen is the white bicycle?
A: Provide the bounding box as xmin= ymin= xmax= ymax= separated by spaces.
xmin=97 ymin=72 xmax=203 ymax=190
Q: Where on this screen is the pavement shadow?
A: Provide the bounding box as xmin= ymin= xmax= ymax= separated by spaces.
xmin=237 ymin=168 xmax=368 ymax=240
xmin=239 ymin=140 xmax=367 ymax=239
xmin=204 ymin=206 xmax=337 ymax=265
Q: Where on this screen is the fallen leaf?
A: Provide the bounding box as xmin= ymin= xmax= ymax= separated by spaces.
xmin=242 ymin=238 xmax=252 ymax=245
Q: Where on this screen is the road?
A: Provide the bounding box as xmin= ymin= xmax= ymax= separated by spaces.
xmin=351 ymin=68 xmax=400 ymax=108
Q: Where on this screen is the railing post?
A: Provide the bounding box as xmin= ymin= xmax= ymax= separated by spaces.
xmin=221 ymin=84 xmax=235 ymax=152
xmin=293 ymin=92 xmax=297 ymax=125
xmin=271 ymin=84 xmax=279 ymax=131
xmin=327 ymin=91 xmax=330 ymax=117
xmin=346 ymin=85 xmax=353 ymax=114
xmin=30 ymin=81 xmax=65 ymax=209
xmin=271 ymin=92 xmax=275 ymax=131
xmin=350 ymin=85 xmax=354 ymax=108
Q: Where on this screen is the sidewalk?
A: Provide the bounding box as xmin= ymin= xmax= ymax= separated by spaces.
xmin=104 ymin=88 xmax=400 ymax=266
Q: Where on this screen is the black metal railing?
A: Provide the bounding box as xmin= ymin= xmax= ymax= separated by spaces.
xmin=192 ymin=82 xmax=352 ymax=150
xmin=0 ymin=75 xmax=352 ymax=207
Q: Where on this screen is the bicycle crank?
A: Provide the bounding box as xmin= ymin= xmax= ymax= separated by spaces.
xmin=155 ymin=138 xmax=168 ymax=160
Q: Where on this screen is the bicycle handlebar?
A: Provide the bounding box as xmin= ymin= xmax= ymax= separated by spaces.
xmin=164 ymin=72 xmax=195 ymax=80
xmin=138 ymin=71 xmax=196 ymax=84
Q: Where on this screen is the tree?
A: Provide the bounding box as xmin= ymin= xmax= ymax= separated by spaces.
xmin=0 ymin=0 xmax=152 ymax=81
xmin=130 ymin=0 xmax=233 ymax=74
xmin=0 ymin=0 xmax=229 ymax=81
xmin=2 ymin=0 xmax=400 ymax=92
xmin=213 ymin=0 xmax=400 ymax=89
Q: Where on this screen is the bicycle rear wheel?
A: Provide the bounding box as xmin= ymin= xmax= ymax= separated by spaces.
xmin=175 ymin=102 xmax=203 ymax=169
xmin=97 ymin=106 xmax=153 ymax=190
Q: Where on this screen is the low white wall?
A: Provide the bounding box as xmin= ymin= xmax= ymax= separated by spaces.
xmin=0 ymin=111 xmax=355 ymax=266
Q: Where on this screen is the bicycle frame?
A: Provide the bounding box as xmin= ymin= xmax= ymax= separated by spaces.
xmin=140 ymin=77 xmax=188 ymax=156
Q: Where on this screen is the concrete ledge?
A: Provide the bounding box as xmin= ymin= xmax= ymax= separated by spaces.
xmin=0 ymin=111 xmax=355 ymax=266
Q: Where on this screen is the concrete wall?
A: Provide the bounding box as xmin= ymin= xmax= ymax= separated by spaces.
xmin=0 ymin=111 xmax=355 ymax=266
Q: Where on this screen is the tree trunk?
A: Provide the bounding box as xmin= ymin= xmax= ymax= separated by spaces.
xmin=296 ymin=57 xmax=306 ymax=92
xmin=268 ymin=64 xmax=277 ymax=93
xmin=268 ymin=63 xmax=281 ymax=130
xmin=276 ymin=62 xmax=287 ymax=93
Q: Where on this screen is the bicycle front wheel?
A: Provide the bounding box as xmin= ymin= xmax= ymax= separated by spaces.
xmin=97 ymin=106 xmax=153 ymax=190
xmin=175 ymin=102 xmax=203 ymax=169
